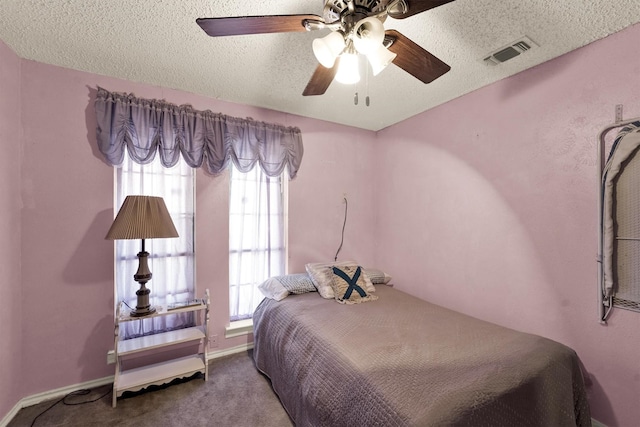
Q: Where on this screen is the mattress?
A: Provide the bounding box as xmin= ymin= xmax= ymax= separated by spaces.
xmin=252 ymin=284 xmax=591 ymax=426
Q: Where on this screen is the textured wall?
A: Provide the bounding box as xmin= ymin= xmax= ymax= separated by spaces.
xmin=6 ymin=19 xmax=640 ymax=426
xmin=12 ymin=58 xmax=377 ymax=400
xmin=376 ymin=22 xmax=640 ymax=427
xmin=0 ymin=40 xmax=22 ymax=420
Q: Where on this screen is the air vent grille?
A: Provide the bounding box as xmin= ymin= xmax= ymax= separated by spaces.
xmin=513 ymin=41 xmax=531 ymax=51
xmin=483 ymin=36 xmax=538 ymax=66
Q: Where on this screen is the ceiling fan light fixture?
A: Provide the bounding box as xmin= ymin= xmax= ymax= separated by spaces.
xmin=312 ymin=31 xmax=346 ymax=68
xmin=335 ymin=52 xmax=361 ymax=84
xmin=367 ymin=45 xmax=397 ymax=76
xmin=352 ymin=17 xmax=385 ymax=54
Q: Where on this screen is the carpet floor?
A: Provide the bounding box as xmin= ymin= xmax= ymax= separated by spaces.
xmin=8 ymin=350 xmax=293 ymax=427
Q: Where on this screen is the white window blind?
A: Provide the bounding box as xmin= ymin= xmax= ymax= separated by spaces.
xmin=229 ymin=165 xmax=287 ymax=321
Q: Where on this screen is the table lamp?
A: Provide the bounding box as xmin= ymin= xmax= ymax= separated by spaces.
xmin=106 ymin=195 xmax=179 ymax=317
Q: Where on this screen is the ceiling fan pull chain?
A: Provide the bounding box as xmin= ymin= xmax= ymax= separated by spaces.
xmin=354 ymin=71 xmax=360 ymax=105
xmin=366 ymin=62 xmax=370 ymax=107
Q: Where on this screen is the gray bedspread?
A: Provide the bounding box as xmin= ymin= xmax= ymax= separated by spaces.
xmin=253 ymin=285 xmax=591 ymax=427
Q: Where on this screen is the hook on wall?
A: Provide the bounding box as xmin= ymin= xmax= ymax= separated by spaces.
xmin=616 ymin=104 xmax=623 ymax=123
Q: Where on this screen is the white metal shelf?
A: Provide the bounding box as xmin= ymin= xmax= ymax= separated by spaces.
xmin=112 ymin=289 xmax=210 ymax=407
xmin=115 ymin=354 xmax=206 ymax=396
xmin=118 ymin=326 xmax=206 ymax=356
xmin=118 ymin=301 xmax=206 ymax=323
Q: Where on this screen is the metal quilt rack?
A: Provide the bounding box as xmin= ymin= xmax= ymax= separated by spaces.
xmin=597 ymin=104 xmax=640 ymax=323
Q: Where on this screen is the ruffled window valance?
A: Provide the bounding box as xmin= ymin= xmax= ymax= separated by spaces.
xmin=94 ymin=87 xmax=303 ymax=179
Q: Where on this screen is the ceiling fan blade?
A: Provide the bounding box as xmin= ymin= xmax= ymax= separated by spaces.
xmin=388 ymin=0 xmax=457 ymax=19
xmin=385 ymin=29 xmax=450 ymax=84
xmin=196 ymin=15 xmax=323 ymax=37
xmin=302 ymin=63 xmax=338 ymax=96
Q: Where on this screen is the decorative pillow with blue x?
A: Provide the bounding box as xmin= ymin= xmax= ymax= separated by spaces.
xmin=330 ymin=265 xmax=378 ymax=305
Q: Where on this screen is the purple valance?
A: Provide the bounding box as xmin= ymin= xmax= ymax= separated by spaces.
xmin=95 ymin=87 xmax=303 ymax=179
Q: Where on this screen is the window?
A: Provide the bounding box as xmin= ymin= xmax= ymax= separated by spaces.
xmin=229 ymin=165 xmax=287 ymax=321
xmin=114 ymin=152 xmax=195 ymax=338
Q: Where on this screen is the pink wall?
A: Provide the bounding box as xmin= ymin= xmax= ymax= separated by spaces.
xmin=5 ymin=20 xmax=640 ymax=426
xmin=0 ymin=41 xmax=22 ymax=419
xmin=9 ymin=54 xmax=377 ymax=402
xmin=377 ymin=22 xmax=640 ymax=427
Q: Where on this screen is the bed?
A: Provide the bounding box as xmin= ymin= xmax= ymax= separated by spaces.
xmin=253 ymin=281 xmax=591 ymax=426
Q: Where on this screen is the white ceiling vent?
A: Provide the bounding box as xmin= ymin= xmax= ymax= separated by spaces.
xmin=483 ymin=36 xmax=538 ymax=65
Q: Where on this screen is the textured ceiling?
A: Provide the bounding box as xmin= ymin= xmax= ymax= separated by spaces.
xmin=1 ymin=0 xmax=639 ymax=131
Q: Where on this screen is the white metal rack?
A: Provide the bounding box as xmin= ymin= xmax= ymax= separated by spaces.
xmin=597 ymin=105 xmax=640 ymax=323
xmin=112 ymin=289 xmax=210 ymax=407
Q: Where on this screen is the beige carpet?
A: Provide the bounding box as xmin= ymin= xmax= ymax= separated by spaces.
xmin=8 ymin=350 xmax=293 ymax=427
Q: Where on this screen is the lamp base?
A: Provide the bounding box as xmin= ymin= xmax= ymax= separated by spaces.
xmin=130 ymin=305 xmax=157 ymax=317
xmin=131 ymin=261 xmax=155 ymax=317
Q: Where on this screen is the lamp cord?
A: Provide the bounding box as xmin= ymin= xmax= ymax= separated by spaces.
xmin=334 ymin=197 xmax=348 ymax=262
xmin=30 ymin=386 xmax=111 ymax=426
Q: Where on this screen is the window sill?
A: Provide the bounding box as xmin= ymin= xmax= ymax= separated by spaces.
xmin=225 ymin=319 xmax=253 ymax=338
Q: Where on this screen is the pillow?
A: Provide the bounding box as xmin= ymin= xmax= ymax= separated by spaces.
xmin=364 ymin=268 xmax=392 ymax=285
xmin=305 ymin=261 xmax=375 ymax=299
xmin=279 ymin=273 xmax=317 ymax=295
xmin=330 ymin=265 xmax=378 ymax=305
xmin=258 ymin=274 xmax=316 ymax=301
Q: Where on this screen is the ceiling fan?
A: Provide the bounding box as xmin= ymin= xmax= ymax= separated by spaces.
xmin=196 ymin=0 xmax=456 ymax=96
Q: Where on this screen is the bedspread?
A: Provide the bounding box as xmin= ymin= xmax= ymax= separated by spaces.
xmin=253 ymin=285 xmax=590 ymax=426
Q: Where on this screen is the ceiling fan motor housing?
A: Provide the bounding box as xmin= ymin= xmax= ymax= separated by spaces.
xmin=323 ymin=0 xmax=388 ymax=23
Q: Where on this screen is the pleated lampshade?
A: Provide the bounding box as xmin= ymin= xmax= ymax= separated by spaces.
xmin=105 ymin=195 xmax=179 ymax=240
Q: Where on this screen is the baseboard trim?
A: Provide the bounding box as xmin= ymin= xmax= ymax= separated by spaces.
xmin=1 ymin=344 xmax=253 ymax=427
xmin=592 ymin=418 xmax=607 ymax=427
xmin=0 ymin=405 xmax=20 ymax=427
xmin=0 ymin=403 xmax=21 ymax=427
xmin=0 ymin=376 xmax=113 ymax=427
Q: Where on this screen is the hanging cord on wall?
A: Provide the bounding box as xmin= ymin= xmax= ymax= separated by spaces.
xmin=334 ymin=197 xmax=348 ymax=261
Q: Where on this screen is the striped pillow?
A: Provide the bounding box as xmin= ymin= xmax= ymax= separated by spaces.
xmin=258 ymin=274 xmax=316 ymax=301
xmin=278 ymin=274 xmax=316 ymax=294
xmin=364 ymin=268 xmax=392 ymax=285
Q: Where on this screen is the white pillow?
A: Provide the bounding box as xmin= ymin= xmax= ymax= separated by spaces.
xmin=258 ymin=274 xmax=317 ymax=301
xmin=258 ymin=277 xmax=289 ymax=301
xmin=305 ymin=261 xmax=374 ymax=299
